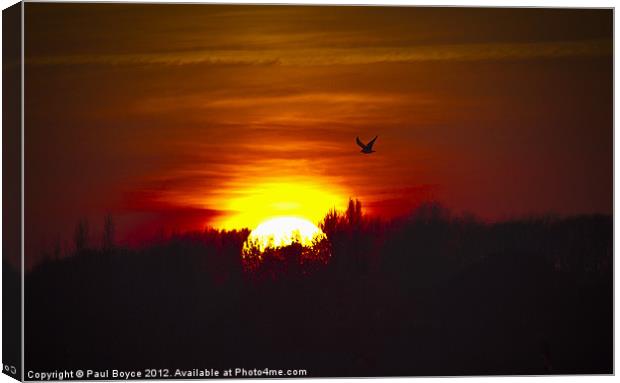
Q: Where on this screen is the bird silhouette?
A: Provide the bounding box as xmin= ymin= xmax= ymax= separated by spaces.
xmin=356 ymin=136 xmax=378 ymax=154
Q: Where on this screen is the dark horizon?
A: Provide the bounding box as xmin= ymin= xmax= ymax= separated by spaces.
xmin=17 ymin=198 xmax=614 ymax=271
xmin=23 ymin=199 xmax=613 ymax=376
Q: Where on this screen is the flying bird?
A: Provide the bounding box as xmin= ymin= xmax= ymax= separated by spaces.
xmin=356 ymin=136 xmax=378 ymax=154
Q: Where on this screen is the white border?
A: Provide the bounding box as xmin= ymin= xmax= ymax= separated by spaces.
xmin=19 ymin=1 xmax=24 ymax=382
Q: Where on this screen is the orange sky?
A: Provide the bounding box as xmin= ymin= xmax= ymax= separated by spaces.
xmin=24 ymin=4 xmax=612 ymax=265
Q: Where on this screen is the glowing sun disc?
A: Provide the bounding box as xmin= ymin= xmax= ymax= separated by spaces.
xmin=244 ymin=216 xmax=326 ymax=252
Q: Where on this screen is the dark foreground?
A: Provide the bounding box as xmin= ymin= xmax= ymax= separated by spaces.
xmin=23 ymin=204 xmax=612 ymax=377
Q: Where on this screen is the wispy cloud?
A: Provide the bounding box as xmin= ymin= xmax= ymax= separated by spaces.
xmin=27 ymin=39 xmax=611 ymax=67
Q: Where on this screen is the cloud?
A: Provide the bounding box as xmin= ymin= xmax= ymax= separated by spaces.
xmin=27 ymin=39 xmax=611 ymax=67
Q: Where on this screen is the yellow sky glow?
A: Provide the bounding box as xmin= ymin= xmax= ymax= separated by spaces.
xmin=211 ymin=180 xmax=348 ymax=230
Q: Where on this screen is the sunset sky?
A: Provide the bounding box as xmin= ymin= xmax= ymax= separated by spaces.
xmin=24 ymin=4 xmax=612 ymax=264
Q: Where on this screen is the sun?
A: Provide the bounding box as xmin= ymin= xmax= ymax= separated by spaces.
xmin=241 ymin=216 xmax=331 ymax=274
xmin=244 ymin=216 xmax=326 ymax=252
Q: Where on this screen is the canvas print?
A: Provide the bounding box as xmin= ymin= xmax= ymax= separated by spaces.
xmin=2 ymin=2 xmax=613 ymax=380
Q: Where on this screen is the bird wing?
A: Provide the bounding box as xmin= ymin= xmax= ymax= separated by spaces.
xmin=356 ymin=136 xmax=366 ymax=149
xmin=366 ymin=135 xmax=378 ymax=149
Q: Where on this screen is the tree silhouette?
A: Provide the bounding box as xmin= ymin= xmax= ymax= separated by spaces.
xmin=102 ymin=214 xmax=115 ymax=252
xmin=346 ymin=198 xmax=363 ymax=226
xmin=52 ymin=236 xmax=62 ymax=261
xmin=73 ymin=218 xmax=89 ymax=253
